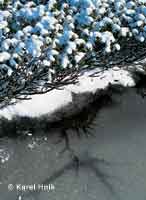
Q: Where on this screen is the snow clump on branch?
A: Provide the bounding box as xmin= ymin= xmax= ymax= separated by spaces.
xmin=0 ymin=0 xmax=146 ymax=87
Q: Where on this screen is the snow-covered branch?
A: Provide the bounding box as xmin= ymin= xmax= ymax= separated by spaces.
xmin=1 ymin=0 xmax=146 ymax=105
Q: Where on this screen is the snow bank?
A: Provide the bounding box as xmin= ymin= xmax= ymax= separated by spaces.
xmin=0 ymin=67 xmax=135 ymax=120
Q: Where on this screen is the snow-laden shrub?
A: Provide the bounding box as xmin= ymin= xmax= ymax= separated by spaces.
xmin=0 ymin=0 xmax=146 ymax=101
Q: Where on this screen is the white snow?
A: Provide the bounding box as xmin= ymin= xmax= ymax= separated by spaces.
xmin=1 ymin=0 xmax=146 ymax=71
xmin=0 ymin=68 xmax=135 ymax=120
xmin=0 ymin=89 xmax=72 ymax=119
xmin=0 ymin=148 xmax=10 ymax=164
xmin=0 ymin=0 xmax=145 ymax=120
xmin=0 ymin=52 xmax=10 ymax=62
xmin=26 ymin=35 xmax=43 ymax=57
xmin=75 ymin=52 xmax=85 ymax=63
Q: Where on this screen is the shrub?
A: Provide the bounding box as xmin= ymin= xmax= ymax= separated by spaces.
xmin=0 ymin=0 xmax=146 ymax=103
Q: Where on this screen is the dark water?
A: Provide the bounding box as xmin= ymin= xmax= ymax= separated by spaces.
xmin=0 ymin=89 xmax=146 ymax=200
